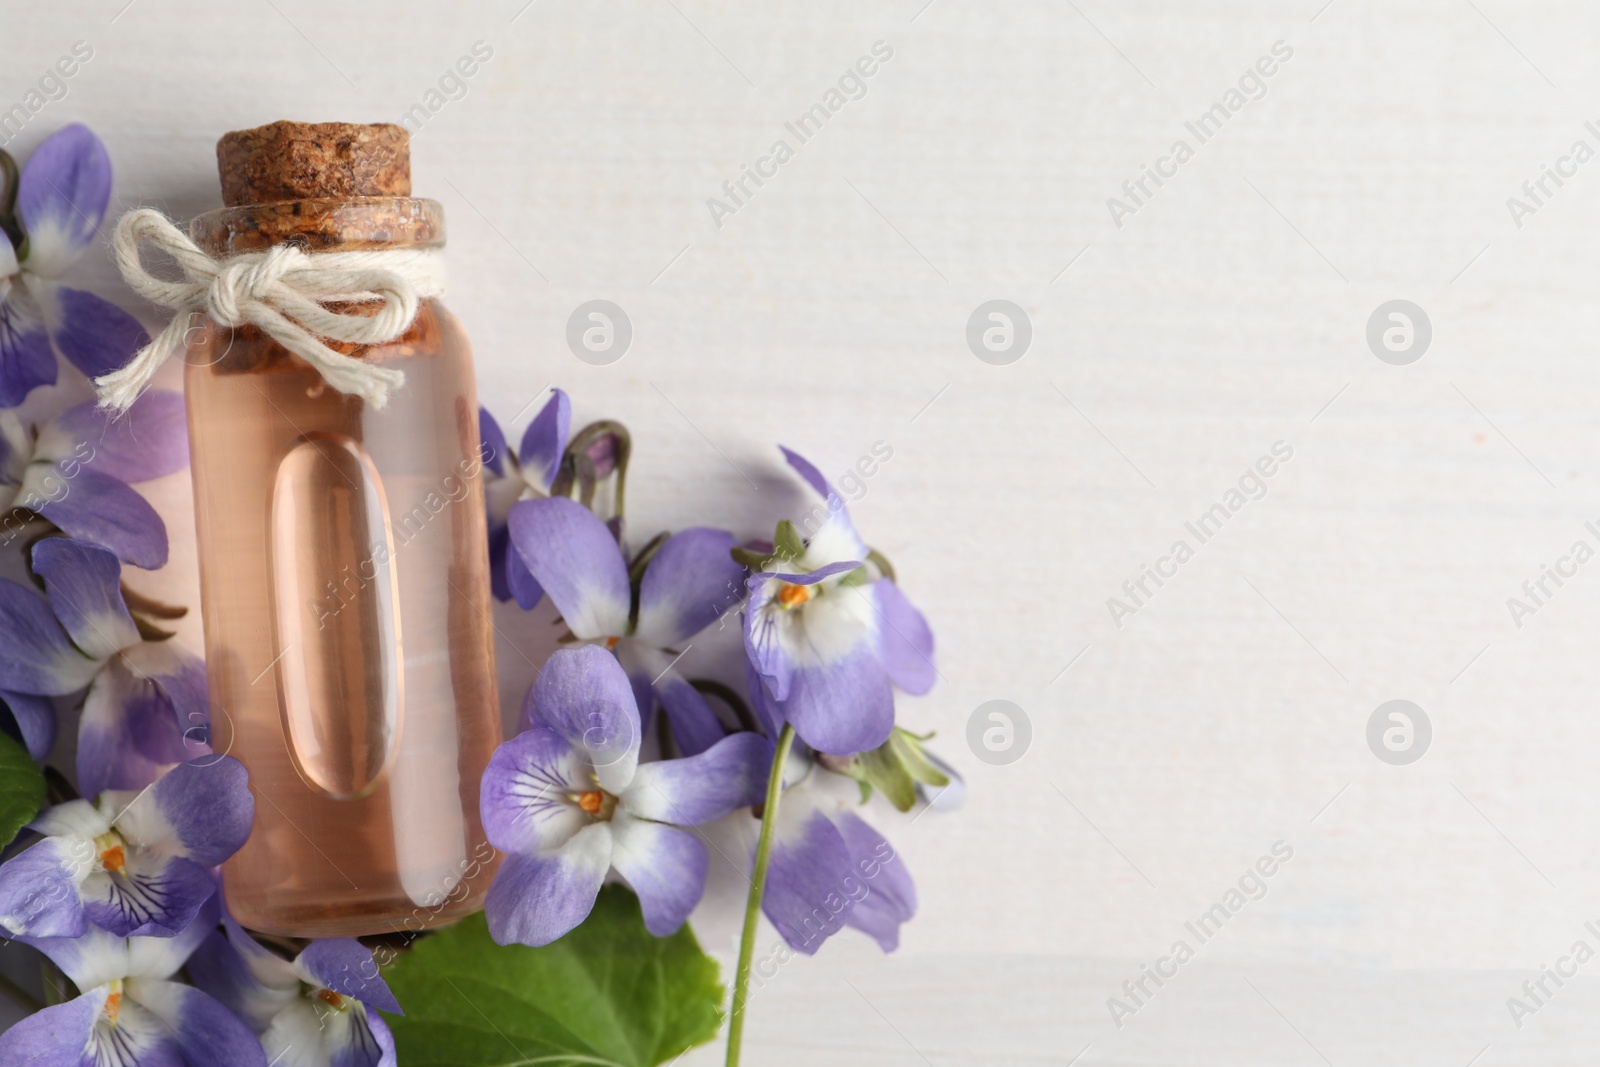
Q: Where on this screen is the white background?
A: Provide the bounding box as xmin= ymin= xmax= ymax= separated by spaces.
xmin=6 ymin=0 xmax=1600 ymax=1062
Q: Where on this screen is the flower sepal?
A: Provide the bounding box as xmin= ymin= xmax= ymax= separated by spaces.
xmin=552 ymin=419 xmax=631 ymax=524
xmin=0 ymin=148 xmax=25 ymax=256
xmin=821 ymin=727 xmax=950 ymax=812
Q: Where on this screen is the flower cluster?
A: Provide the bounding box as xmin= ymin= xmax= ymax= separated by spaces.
xmin=478 ymin=393 xmax=955 ymax=956
xmin=0 ymin=124 xmax=960 ymax=1067
xmin=0 ymin=126 xmax=399 ymax=1067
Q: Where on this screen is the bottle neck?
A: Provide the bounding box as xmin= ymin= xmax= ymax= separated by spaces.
xmin=191 ymin=196 xmax=444 ymax=257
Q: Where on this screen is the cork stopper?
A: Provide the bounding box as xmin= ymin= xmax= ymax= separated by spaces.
xmin=216 ymin=121 xmax=410 ymax=207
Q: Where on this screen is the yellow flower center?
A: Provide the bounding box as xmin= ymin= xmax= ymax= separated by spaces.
xmin=571 ymin=788 xmax=618 ymax=821
xmin=777 ymin=584 xmax=811 ymax=608
xmin=102 ymin=980 xmax=124 ymax=1023
xmin=94 ymin=832 xmax=128 ymax=875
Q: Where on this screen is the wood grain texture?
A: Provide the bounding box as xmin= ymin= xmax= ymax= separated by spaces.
xmin=4 ymin=0 xmax=1599 ymax=1061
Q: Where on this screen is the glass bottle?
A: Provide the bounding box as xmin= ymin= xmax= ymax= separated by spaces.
xmin=184 ymin=121 xmax=500 ymax=936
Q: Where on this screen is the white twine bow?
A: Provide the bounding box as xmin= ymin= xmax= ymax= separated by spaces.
xmin=97 ymin=208 xmax=446 ymax=412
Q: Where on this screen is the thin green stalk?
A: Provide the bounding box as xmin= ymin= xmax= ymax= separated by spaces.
xmin=725 ymin=723 xmax=794 ymax=1067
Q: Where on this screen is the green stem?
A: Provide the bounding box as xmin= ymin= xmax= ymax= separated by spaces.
xmin=725 ymin=723 xmax=794 ymax=1067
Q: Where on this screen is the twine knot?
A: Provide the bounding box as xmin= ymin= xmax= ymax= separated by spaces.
xmin=207 ymin=244 xmax=303 ymax=326
xmin=97 ymin=208 xmax=446 ymax=413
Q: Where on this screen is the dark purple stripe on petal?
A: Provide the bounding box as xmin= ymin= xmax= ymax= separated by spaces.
xmin=82 ymin=853 xmax=215 ymax=938
xmin=752 ymin=560 xmax=862 ymax=587
xmin=480 ymin=726 xmax=587 ymax=855
xmin=742 ymin=576 xmax=794 ymax=702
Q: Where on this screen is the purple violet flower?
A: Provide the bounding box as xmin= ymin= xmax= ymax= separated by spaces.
xmin=480 ymin=390 xmax=570 ymax=606
xmin=187 ymin=917 xmax=403 ymax=1067
xmin=742 ymin=448 xmax=936 ymax=754
xmin=0 ymin=897 xmax=266 ymax=1067
xmin=0 ymin=756 xmax=252 ymax=940
xmin=760 ymin=753 xmax=916 ymax=955
xmin=0 ymin=389 xmax=188 ymax=569
xmin=0 ymin=124 xmax=149 ymax=408
xmin=0 ymin=537 xmax=209 ymax=796
xmin=480 ymin=645 xmax=769 ymax=946
xmin=0 ymin=689 xmax=54 ymax=762
xmin=507 ymin=496 xmax=748 ymax=756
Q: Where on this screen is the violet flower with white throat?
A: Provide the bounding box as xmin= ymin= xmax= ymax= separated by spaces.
xmin=0 ymin=388 xmax=187 ymax=569
xmin=0 ymin=124 xmax=149 ymax=409
xmin=0 ymin=897 xmax=266 ymax=1067
xmin=0 ymin=755 xmax=252 ymax=940
xmin=187 ymin=917 xmax=403 ymax=1067
xmin=741 ymin=447 xmax=935 ymax=755
xmin=749 ymin=743 xmax=918 ymax=956
xmin=479 ymin=646 xmax=769 ymax=946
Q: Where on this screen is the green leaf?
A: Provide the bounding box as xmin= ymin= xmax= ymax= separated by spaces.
xmin=0 ymin=732 xmax=44 ymax=849
xmin=381 ymin=885 xmax=724 ymax=1067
